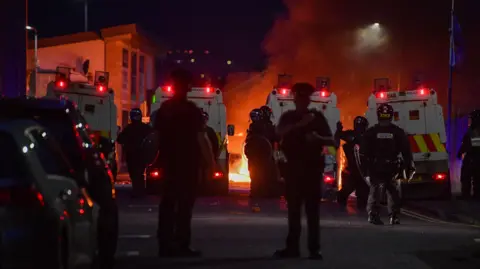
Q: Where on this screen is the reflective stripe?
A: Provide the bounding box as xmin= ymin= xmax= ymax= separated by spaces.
xmin=409 ymin=134 xmax=446 ymax=153
xmin=326 ymin=146 xmax=336 ymax=155
xmin=216 ymin=132 xmax=225 ymax=152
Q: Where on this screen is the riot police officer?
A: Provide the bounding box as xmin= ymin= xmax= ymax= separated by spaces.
xmin=361 ymin=104 xmax=414 ymax=225
xmin=335 ymin=116 xmax=369 ymax=211
xmin=458 ymin=109 xmax=480 ymax=200
xmin=259 ymin=105 xmax=277 ymax=145
xmin=117 ymin=108 xmax=153 ymax=198
xmin=274 ymin=82 xmax=334 ymax=260
xmin=245 ymin=108 xmax=276 ymax=202
xmin=202 ymin=111 xmax=219 ymax=159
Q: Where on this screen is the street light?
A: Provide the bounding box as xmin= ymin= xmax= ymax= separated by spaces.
xmin=26 ymin=25 xmax=38 ymax=68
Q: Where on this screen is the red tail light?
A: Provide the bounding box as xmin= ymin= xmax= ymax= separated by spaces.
xmin=323 ymin=175 xmax=334 ymax=184
xmin=97 ymin=85 xmax=105 ymax=92
xmin=418 ymin=88 xmax=427 ymax=95
xmin=375 ymin=92 xmax=386 ymax=99
xmin=280 ymin=88 xmax=288 ymax=95
xmin=433 ymin=173 xmax=447 ymax=181
xmin=205 ymin=87 xmax=211 ymax=93
xmin=213 ymin=171 xmax=224 ymax=179
xmin=164 ymin=86 xmax=173 ymax=92
xmin=320 ymin=90 xmax=329 ymax=97
xmin=0 ymin=185 xmax=44 ymax=207
xmin=78 ymin=197 xmax=85 ymax=215
xmin=149 ymin=168 xmax=162 ymax=178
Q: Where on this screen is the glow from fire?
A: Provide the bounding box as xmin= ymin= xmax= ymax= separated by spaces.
xmin=228 ymin=141 xmax=251 ymax=183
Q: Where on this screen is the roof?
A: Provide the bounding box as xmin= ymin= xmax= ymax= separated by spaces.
xmin=30 ymin=24 xmax=165 ymax=55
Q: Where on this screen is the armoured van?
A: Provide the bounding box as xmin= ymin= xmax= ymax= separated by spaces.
xmin=147 ymin=85 xmax=234 ymax=196
xmin=365 ymin=78 xmax=451 ymax=199
xmin=266 ymin=75 xmax=340 ymax=200
xmin=45 ymin=66 xmax=119 ymax=180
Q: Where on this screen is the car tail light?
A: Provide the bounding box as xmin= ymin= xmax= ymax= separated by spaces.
xmin=323 ymin=174 xmax=334 ymax=184
xmin=149 ymin=168 xmax=162 ymax=179
xmin=205 ymin=87 xmax=212 ymax=93
xmin=213 ymin=171 xmax=224 ymax=179
xmin=280 ymin=88 xmax=288 ymax=95
xmin=0 ymin=185 xmax=44 ymax=207
xmin=418 ymin=88 xmax=427 ymax=95
xmin=97 ymin=85 xmax=106 ymax=92
xmin=78 ymin=197 xmax=85 ymax=215
xmin=164 ymin=86 xmax=173 ymax=92
xmin=375 ymin=91 xmax=386 ymax=99
xmin=433 ymin=173 xmax=447 ymax=181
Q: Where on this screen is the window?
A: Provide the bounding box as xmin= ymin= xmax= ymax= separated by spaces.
xmin=409 ymin=110 xmax=420 ymax=120
xmin=122 ymin=49 xmax=129 ymax=68
xmin=30 ymin=129 xmax=74 ymax=178
xmin=394 ymin=112 xmax=399 ymax=121
xmin=0 ymin=132 xmax=27 ymax=178
xmin=131 ymin=52 xmax=137 ymax=97
xmin=139 ymin=55 xmax=145 ymax=74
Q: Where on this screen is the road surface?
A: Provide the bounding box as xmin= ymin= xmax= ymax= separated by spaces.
xmin=114 ymin=184 xmax=480 ymax=269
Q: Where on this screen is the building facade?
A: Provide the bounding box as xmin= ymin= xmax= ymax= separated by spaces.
xmin=27 ymin=24 xmax=165 ymax=128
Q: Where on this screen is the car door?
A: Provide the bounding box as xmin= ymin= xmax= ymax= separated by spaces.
xmin=26 ymin=127 xmax=98 ymax=261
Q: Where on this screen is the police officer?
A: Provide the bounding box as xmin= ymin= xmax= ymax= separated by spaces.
xmin=245 ymin=108 xmax=275 ymax=202
xmin=274 ymin=82 xmax=334 ymax=260
xmin=117 ymin=108 xmax=153 ymax=198
xmin=361 ymin=104 xmax=414 ymax=225
xmin=457 ymin=109 xmax=480 ymax=200
xmin=154 ymin=68 xmax=215 ymax=257
xmin=335 ymin=116 xmax=370 ymax=211
xmin=259 ymin=105 xmax=277 ymax=145
xmin=202 ymin=111 xmax=219 ymax=159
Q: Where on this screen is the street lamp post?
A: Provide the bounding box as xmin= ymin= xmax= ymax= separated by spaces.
xmin=26 ymin=25 xmax=38 ymax=67
xmin=26 ymin=25 xmax=38 ymax=96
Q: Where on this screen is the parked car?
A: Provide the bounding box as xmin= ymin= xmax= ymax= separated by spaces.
xmin=0 ymin=119 xmax=99 ymax=268
xmin=0 ymin=97 xmax=118 ymax=268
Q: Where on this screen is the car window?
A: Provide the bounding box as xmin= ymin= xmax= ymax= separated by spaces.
xmin=0 ymin=132 xmax=27 ymax=179
xmin=29 ymin=129 xmax=75 ymax=179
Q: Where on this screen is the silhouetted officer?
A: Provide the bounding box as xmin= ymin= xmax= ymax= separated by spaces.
xmin=458 ymin=109 xmax=480 ymax=200
xmin=274 ymin=82 xmax=334 ymax=260
xmin=361 ymin=103 xmax=414 ymax=225
xmin=335 ymin=116 xmax=369 ymax=210
xmin=154 ymin=68 xmax=215 ymax=257
xmin=117 ymin=108 xmax=152 ymax=198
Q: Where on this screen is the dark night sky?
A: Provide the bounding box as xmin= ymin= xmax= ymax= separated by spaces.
xmin=28 ymin=0 xmax=480 ymax=112
xmin=28 ymin=0 xmax=286 ymax=70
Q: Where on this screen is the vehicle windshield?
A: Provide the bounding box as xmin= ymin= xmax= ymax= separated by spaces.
xmin=0 ymin=108 xmax=84 ymax=165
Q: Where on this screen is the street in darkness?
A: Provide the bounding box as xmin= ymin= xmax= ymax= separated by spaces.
xmin=112 ymin=184 xmax=480 ymax=269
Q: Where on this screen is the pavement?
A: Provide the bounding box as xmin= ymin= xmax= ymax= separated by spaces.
xmin=112 ymin=182 xmax=480 ymax=269
xmin=404 ymin=199 xmax=480 ymax=226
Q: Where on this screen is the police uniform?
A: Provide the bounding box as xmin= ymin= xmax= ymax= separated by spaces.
xmin=361 ymin=104 xmax=413 ymax=225
xmin=245 ymin=109 xmax=276 ymax=199
xmin=458 ymin=110 xmax=480 ymax=200
xmin=274 ymin=82 xmax=334 ymax=260
xmin=335 ymin=116 xmax=369 ymax=210
xmin=117 ymin=108 xmax=153 ymax=197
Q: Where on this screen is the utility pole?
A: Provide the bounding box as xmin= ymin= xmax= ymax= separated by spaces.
xmin=84 ymin=0 xmax=88 ymax=32
xmin=447 ymin=0 xmax=455 ymax=152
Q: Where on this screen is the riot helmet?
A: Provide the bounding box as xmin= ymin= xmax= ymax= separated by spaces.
xmin=376 ymin=103 xmax=394 ymax=121
xmin=250 ymin=108 xmax=263 ymax=122
xmin=202 ymin=111 xmax=209 ymax=123
xmin=470 ymin=109 xmax=480 ymax=128
xmin=130 ymin=108 xmax=142 ymax=123
xmin=291 ymin=82 xmax=315 ymax=97
xmin=260 ymin=106 xmax=272 ymax=120
xmin=353 ymin=116 xmax=368 ymax=132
